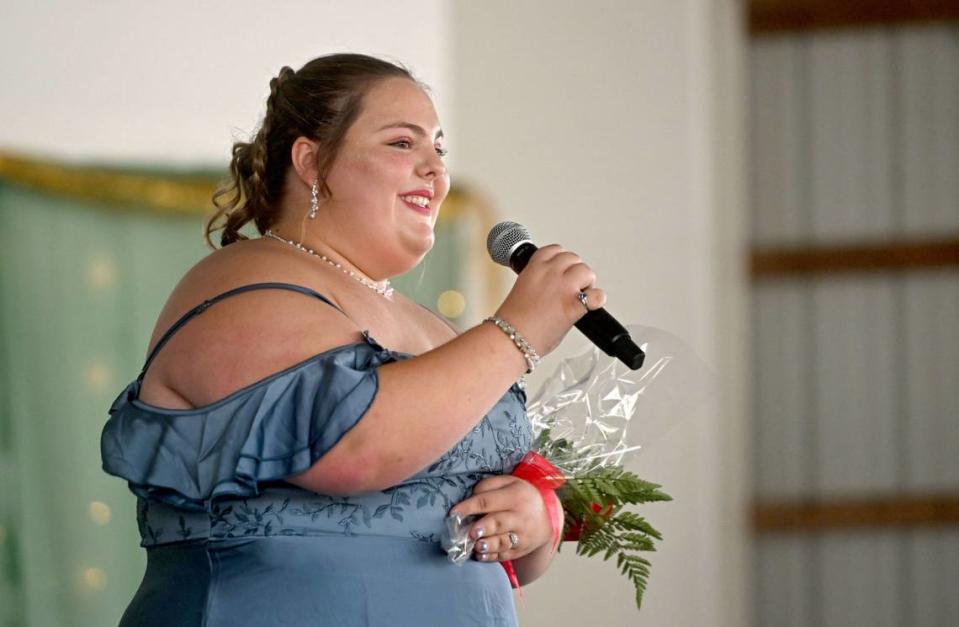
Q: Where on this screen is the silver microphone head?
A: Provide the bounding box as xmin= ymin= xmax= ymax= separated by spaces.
xmin=487 ymin=221 xmax=533 ymax=267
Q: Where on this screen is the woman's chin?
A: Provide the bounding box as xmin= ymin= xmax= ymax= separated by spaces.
xmin=401 ymin=228 xmax=434 ymax=258
xmin=372 ymin=229 xmax=433 ymax=276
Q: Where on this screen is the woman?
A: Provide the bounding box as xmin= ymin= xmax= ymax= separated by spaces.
xmin=101 ymin=53 xmax=606 ymax=626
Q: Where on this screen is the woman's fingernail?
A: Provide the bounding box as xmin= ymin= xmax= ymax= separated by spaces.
xmin=479 ymin=553 xmax=488 ymax=561
xmin=478 ymin=541 xmax=488 ymax=553
xmin=473 ymin=528 xmax=485 ymax=539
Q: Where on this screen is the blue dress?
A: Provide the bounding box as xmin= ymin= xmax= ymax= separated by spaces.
xmin=101 ymin=283 xmax=531 ymax=626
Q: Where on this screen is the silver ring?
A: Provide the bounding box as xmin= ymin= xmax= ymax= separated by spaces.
xmin=577 ymin=291 xmax=590 ymax=311
xmin=508 ymin=531 xmax=519 ymax=548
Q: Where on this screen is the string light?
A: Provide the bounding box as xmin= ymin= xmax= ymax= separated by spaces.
xmin=437 ymin=290 xmax=466 ymax=319
xmin=86 ymin=253 xmax=116 ymax=288
xmin=88 ymin=501 xmax=112 ymax=526
xmin=85 ymin=362 xmax=112 ymax=392
xmin=81 ymin=567 xmax=107 ymax=591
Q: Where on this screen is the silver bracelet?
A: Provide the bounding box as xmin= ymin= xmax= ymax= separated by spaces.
xmin=483 ymin=316 xmax=541 ymax=374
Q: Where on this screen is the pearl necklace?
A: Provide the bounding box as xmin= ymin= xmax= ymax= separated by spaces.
xmin=264 ymin=229 xmax=394 ymax=298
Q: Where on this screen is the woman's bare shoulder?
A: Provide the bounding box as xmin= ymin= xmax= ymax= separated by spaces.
xmin=139 ymin=238 xmax=361 ymax=408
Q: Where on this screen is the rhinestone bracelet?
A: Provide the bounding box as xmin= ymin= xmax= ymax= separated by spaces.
xmin=483 ymin=316 xmax=541 ymax=374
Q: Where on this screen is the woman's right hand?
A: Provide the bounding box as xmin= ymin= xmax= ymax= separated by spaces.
xmin=493 ymin=244 xmax=606 ymax=358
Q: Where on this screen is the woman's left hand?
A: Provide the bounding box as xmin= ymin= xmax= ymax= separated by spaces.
xmin=449 ymin=475 xmax=553 ymax=563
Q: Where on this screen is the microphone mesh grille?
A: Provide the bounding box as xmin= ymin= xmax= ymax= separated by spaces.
xmin=486 ymin=221 xmax=532 ymax=266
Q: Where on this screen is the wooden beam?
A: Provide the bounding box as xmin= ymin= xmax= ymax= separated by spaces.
xmin=754 ymin=494 xmax=959 ymax=533
xmin=750 ymin=0 xmax=959 ymax=35
xmin=750 ymin=236 xmax=959 ymax=278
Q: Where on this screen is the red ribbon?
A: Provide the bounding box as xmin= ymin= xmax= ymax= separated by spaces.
xmin=500 ymin=451 xmax=566 ymax=600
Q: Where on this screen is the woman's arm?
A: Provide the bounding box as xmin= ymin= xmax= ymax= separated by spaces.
xmin=287 ymin=244 xmax=606 ymax=495
xmin=286 ymin=320 xmax=528 ymax=494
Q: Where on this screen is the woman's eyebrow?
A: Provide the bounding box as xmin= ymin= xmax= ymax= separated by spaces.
xmin=377 ymin=121 xmax=444 ymax=140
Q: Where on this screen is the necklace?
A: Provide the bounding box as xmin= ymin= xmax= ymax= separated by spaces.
xmin=264 ymin=229 xmax=394 ymax=298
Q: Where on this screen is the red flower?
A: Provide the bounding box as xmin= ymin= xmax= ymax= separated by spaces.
xmin=563 ymin=502 xmax=616 ymax=542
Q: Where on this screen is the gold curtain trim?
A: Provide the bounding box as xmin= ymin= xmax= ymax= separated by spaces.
xmin=0 ymin=152 xmax=217 ymax=216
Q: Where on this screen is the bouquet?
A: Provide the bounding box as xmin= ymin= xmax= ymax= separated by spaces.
xmin=444 ymin=324 xmax=710 ymax=610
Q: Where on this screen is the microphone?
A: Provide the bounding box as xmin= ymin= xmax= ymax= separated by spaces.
xmin=486 ymin=221 xmax=645 ymax=370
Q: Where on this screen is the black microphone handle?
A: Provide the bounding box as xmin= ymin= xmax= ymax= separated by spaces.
xmin=507 ymin=242 xmax=645 ymax=370
xmin=507 ymin=241 xmax=540 ymax=274
xmin=575 ymin=308 xmax=645 ymax=369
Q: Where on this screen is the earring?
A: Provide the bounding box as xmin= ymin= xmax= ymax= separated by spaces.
xmin=308 ymin=179 xmax=319 ymax=219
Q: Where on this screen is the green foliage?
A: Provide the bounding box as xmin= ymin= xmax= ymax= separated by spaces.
xmin=536 ymin=429 xmax=671 ymax=610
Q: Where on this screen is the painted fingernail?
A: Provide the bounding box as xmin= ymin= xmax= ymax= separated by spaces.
xmin=478 ymin=541 xmax=489 ymax=553
xmin=473 ymin=527 xmax=485 ymax=539
xmin=479 ymin=553 xmax=489 ymax=561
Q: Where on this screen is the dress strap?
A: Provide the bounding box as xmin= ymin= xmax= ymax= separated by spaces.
xmin=137 ymin=282 xmax=352 ymax=381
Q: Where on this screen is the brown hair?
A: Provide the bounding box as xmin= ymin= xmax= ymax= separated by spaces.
xmin=205 ymin=53 xmax=416 ymax=248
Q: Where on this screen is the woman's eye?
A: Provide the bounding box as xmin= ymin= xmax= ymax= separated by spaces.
xmin=435 ymin=146 xmax=448 ymax=157
xmin=390 ymin=139 xmax=412 ymax=149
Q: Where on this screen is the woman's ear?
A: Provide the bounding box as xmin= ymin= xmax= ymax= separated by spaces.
xmin=290 ymin=137 xmax=321 ymax=186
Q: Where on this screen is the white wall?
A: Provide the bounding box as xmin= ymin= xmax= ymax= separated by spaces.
xmin=0 ymin=0 xmax=451 ymax=165
xmin=1 ymin=1 xmax=749 ymax=625
xmin=451 ymin=1 xmax=749 ymax=625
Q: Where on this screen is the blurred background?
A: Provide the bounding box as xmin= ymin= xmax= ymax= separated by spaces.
xmin=0 ymin=1 xmax=956 ymax=626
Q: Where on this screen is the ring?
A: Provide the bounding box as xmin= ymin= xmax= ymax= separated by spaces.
xmin=508 ymin=531 xmax=519 ymax=548
xmin=577 ymin=291 xmax=590 ymax=311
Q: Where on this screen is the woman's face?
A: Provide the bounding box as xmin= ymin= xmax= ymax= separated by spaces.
xmin=321 ymin=77 xmax=450 ymax=278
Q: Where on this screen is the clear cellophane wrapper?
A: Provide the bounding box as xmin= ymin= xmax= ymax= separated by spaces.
xmin=442 ymin=324 xmax=711 ymax=564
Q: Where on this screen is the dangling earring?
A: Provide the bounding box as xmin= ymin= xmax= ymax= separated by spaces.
xmin=308 ymin=179 xmax=319 ymax=219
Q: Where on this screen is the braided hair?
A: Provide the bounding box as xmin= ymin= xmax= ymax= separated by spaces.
xmin=206 ymin=54 xmax=416 ymax=248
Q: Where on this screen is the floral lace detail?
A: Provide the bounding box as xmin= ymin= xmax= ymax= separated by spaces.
xmin=209 ymin=499 xmax=298 ymax=537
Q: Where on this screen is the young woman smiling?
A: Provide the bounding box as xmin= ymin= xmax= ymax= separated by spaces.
xmin=101 ymin=53 xmax=605 ymax=627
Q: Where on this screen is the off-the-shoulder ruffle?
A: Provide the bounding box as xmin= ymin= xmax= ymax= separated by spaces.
xmin=100 ymin=341 xmax=397 ymax=512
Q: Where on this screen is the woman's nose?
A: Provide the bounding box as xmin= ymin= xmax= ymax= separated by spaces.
xmin=417 ymin=150 xmax=447 ymax=180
